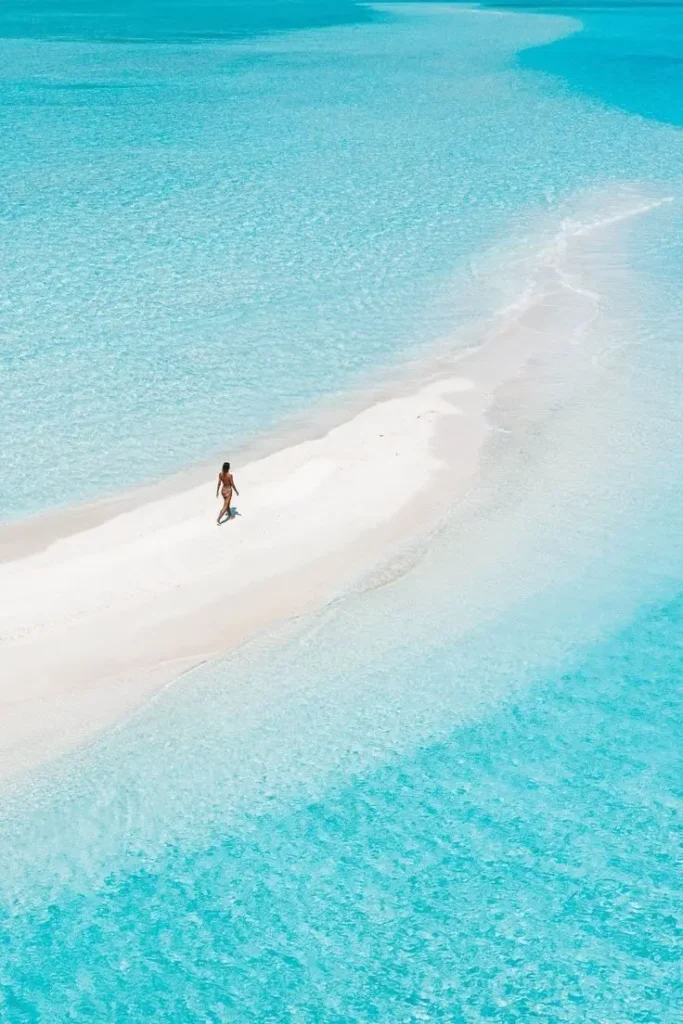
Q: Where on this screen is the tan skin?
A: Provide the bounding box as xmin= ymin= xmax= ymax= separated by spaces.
xmin=216 ymin=465 xmax=239 ymax=524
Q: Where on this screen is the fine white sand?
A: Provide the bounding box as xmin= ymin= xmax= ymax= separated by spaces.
xmin=0 ymin=373 xmax=492 ymax=782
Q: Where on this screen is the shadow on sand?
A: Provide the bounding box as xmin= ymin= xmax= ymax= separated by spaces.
xmin=218 ymin=508 xmax=240 ymax=526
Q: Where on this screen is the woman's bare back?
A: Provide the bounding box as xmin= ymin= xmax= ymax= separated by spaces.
xmin=216 ymin=463 xmax=239 ymax=523
xmin=219 ymin=471 xmax=234 ymax=497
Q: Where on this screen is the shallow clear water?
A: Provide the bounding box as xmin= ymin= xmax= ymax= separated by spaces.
xmin=2 ymin=0 xmax=682 ymax=520
xmin=3 ymin=596 xmax=682 ymax=1022
xmin=2 ymin=3 xmax=683 ymax=1021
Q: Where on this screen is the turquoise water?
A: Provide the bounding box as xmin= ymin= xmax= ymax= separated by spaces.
xmin=3 ymin=435 xmax=683 ymax=1021
xmin=508 ymin=2 xmax=683 ymax=127
xmin=3 ymin=2 xmax=683 ymax=1021
xmin=2 ymin=597 xmax=682 ymax=1021
xmin=2 ymin=0 xmax=682 ymax=520
xmin=0 ymin=1 xmax=375 ymax=43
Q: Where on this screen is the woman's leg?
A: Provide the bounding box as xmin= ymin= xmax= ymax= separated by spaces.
xmin=217 ymin=490 xmax=232 ymax=523
xmin=217 ymin=496 xmax=229 ymax=523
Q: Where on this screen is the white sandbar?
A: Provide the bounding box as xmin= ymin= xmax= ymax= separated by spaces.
xmin=4 ymin=184 xmax=652 ymax=781
xmin=0 ymin=373 xmax=489 ymax=781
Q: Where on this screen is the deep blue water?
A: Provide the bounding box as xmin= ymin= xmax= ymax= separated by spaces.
xmin=2 ymin=3 xmax=683 ymax=1021
xmin=506 ymin=2 xmax=683 ymax=127
xmin=0 ymin=0 xmax=375 ymax=43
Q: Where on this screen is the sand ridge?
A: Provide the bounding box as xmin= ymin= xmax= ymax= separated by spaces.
xmin=1 ymin=183 xmax=659 ymax=782
xmin=0 ymin=375 xmax=482 ymax=781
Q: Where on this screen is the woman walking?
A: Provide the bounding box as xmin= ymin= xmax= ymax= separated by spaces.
xmin=216 ymin=461 xmax=239 ymax=524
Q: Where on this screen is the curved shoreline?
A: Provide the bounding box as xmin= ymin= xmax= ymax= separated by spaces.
xmin=0 ymin=183 xmax=669 ymax=784
xmin=0 ymin=371 xmax=486 ymax=782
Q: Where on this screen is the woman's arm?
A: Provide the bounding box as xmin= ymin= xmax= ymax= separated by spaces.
xmin=231 ymin=474 xmax=239 ymax=497
xmin=216 ymin=474 xmax=221 ymax=498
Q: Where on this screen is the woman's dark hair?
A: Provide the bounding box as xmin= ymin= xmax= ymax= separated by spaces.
xmin=222 ymin=462 xmax=230 ymax=473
